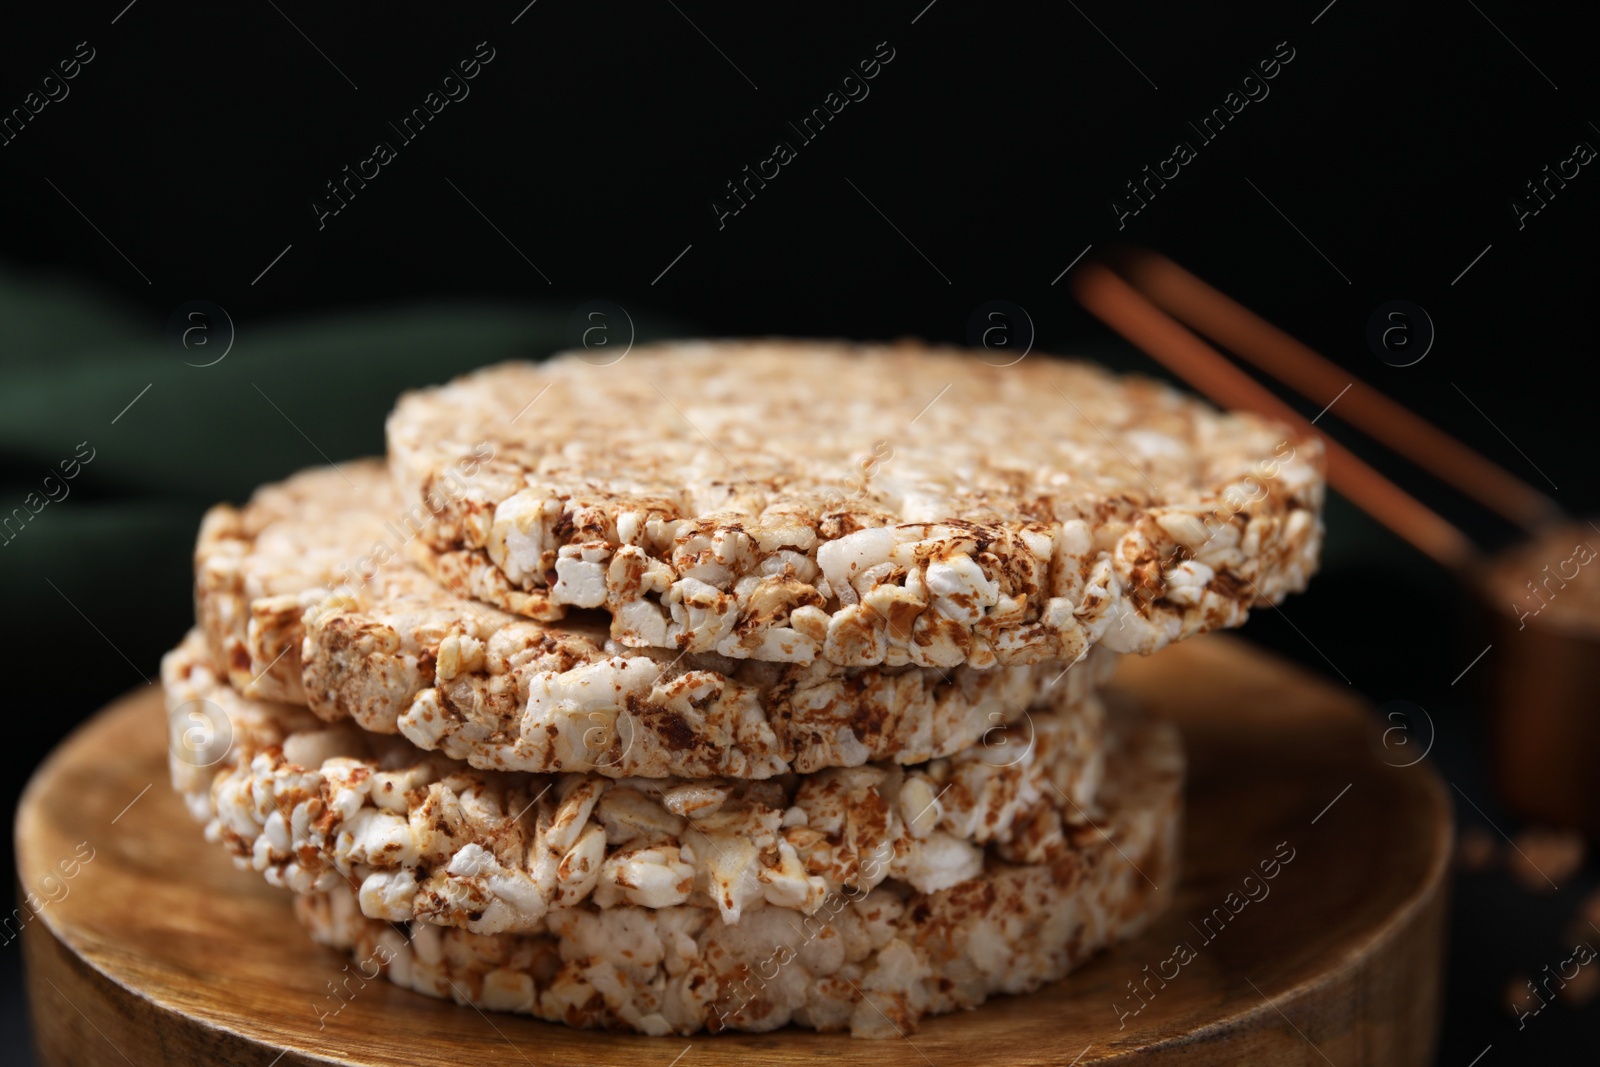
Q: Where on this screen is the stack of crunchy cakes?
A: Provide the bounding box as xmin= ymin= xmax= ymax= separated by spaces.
xmin=164 ymin=341 xmax=1324 ymax=1037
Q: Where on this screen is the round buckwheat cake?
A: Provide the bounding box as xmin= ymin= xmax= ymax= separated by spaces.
xmin=196 ymin=462 xmax=1112 ymax=779
xmin=387 ymin=341 xmax=1324 ymax=669
xmin=292 ymin=710 xmax=1181 ymax=1038
xmin=167 ymin=631 xmax=1110 ymax=936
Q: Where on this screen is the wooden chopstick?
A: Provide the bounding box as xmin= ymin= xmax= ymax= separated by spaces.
xmin=1071 ymin=262 xmax=1478 ymax=570
xmin=1112 ymin=248 xmax=1559 ymax=533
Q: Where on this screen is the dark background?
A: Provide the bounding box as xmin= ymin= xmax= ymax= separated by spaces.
xmin=3 ymin=1 xmax=1599 ymax=1062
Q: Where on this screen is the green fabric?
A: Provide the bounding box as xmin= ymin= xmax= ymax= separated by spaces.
xmin=0 ymin=297 xmax=675 ymax=500
xmin=0 ymin=274 xmax=684 ymax=686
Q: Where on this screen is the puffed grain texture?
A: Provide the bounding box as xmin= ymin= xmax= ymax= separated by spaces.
xmin=166 ymin=632 xmax=1112 ymax=935
xmin=294 ymin=710 xmax=1181 ymax=1037
xmin=389 ymin=341 xmax=1324 ymax=668
xmin=195 ymin=461 xmax=1112 ymax=778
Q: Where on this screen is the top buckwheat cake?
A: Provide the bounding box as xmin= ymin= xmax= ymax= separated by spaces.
xmin=389 ymin=341 xmax=1325 ymax=669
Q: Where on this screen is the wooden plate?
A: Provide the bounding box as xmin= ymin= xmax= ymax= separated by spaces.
xmin=16 ymin=636 xmax=1450 ymax=1065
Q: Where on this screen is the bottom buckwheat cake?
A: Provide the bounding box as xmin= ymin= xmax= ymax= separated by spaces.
xmin=169 ymin=630 xmax=1111 ymax=933
xmin=293 ymin=710 xmax=1182 ymax=1038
